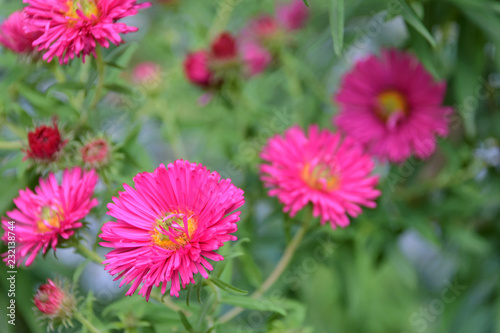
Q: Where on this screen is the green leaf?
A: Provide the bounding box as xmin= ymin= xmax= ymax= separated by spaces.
xmin=178 ymin=311 xmax=194 ymax=333
xmin=302 ymin=0 xmax=309 ymax=7
xmin=208 ymin=276 xmax=248 ymax=295
xmin=220 ymin=295 xmax=287 ymax=316
xmin=329 ymin=0 xmax=344 ymax=56
xmin=238 ymin=246 xmax=263 ymax=288
xmin=397 ymin=0 xmax=436 ymax=47
xmin=104 ymin=83 xmax=133 ymax=95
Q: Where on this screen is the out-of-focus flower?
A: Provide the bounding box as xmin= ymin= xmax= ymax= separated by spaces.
xmin=183 ymin=50 xmax=214 ymax=87
xmin=0 ymin=11 xmax=42 ymax=54
xmin=211 ymin=32 xmax=238 ymax=60
xmin=276 ymin=0 xmax=309 ymax=31
xmin=131 ymin=62 xmax=163 ymax=87
xmin=24 ymin=120 xmax=67 ymax=162
xmin=81 ymin=138 xmax=110 ymax=168
xmin=242 ymin=15 xmax=280 ymax=42
xmin=334 ymin=49 xmax=452 ymax=163
xmin=23 ymin=0 xmax=151 ymax=64
xmin=34 ymin=279 xmax=76 ymax=329
xmin=240 ymin=40 xmax=272 ymax=76
xmin=260 ymin=125 xmax=380 ymax=228
xmin=1 ymin=168 xmax=99 ymax=266
xmin=100 ymin=160 xmax=245 ymax=299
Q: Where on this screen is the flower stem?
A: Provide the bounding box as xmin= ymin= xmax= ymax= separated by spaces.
xmin=218 ymin=213 xmax=312 ymax=324
xmin=90 ymin=47 xmax=105 ymax=110
xmin=74 ymin=311 xmax=101 ymax=333
xmin=150 ymin=292 xmax=192 ymax=316
xmin=75 ymin=243 xmax=105 ymax=265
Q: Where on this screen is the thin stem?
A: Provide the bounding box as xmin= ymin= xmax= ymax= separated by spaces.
xmin=90 ymin=47 xmax=105 ymax=110
xmin=74 ymin=311 xmax=101 ymax=333
xmin=218 ymin=214 xmax=312 ymax=324
xmin=150 ymin=293 xmax=192 ymax=316
xmin=75 ymin=242 xmax=105 ymax=265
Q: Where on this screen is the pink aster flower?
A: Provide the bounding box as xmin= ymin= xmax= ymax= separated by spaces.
xmin=183 ymin=50 xmax=214 ymax=88
xmin=99 ymin=160 xmax=245 ymax=299
xmin=276 ymin=0 xmax=309 ymax=31
xmin=241 ymin=15 xmax=280 ymax=42
xmin=334 ymin=49 xmax=453 ymax=163
xmin=0 ymin=11 xmax=42 ymax=54
xmin=240 ymin=40 xmax=272 ymax=76
xmin=23 ymin=0 xmax=151 ymax=64
xmin=1 ymin=168 xmax=99 ymax=266
xmin=260 ymin=125 xmax=380 ymax=228
xmin=34 ymin=278 xmax=76 ymax=329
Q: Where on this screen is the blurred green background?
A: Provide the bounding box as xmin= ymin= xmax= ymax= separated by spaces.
xmin=0 ymin=0 xmax=499 ymax=332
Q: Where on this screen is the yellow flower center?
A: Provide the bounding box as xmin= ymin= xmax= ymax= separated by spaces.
xmin=375 ymin=90 xmax=408 ymax=122
xmin=151 ymin=211 xmax=198 ymax=250
xmin=65 ymin=0 xmax=99 ymax=19
xmin=37 ymin=206 xmax=62 ymax=233
xmin=301 ymin=163 xmax=339 ymax=191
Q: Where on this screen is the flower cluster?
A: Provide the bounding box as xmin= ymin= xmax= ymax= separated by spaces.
xmin=183 ymin=0 xmax=309 ymax=92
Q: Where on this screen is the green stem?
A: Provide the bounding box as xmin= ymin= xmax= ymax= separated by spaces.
xmin=74 ymin=311 xmax=102 ymax=333
xmin=90 ymin=47 xmax=105 ymax=110
xmin=150 ymin=292 xmax=192 ymax=316
xmin=75 ymin=243 xmax=105 ymax=265
xmin=218 ymin=213 xmax=312 ymax=324
xmin=0 ymin=141 xmax=23 ymax=150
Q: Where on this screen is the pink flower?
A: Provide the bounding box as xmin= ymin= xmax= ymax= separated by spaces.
xmin=260 ymin=125 xmax=380 ymax=228
xmin=0 ymin=11 xmax=42 ymax=54
xmin=81 ymin=138 xmax=110 ymax=166
xmin=1 ymin=168 xmax=99 ymax=266
xmin=334 ymin=49 xmax=452 ymax=163
xmin=132 ymin=62 xmax=162 ymax=86
xmin=24 ymin=119 xmax=67 ymax=162
xmin=34 ymin=279 xmax=76 ymax=329
xmin=22 ymin=0 xmax=151 ymax=64
xmin=240 ymin=40 xmax=272 ymax=76
xmin=276 ymin=0 xmax=309 ymax=31
xmin=100 ymin=160 xmax=245 ymax=299
xmin=211 ymin=32 xmax=238 ymax=60
xmin=183 ymin=50 xmax=214 ymax=87
xmin=242 ymin=15 xmax=279 ymax=41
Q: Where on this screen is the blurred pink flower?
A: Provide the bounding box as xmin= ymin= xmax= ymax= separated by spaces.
xmin=100 ymin=161 xmax=245 ymax=299
xmin=23 ymin=0 xmax=150 ymax=64
xmin=334 ymin=49 xmax=452 ymax=163
xmin=81 ymin=138 xmax=110 ymax=167
xmin=0 ymin=11 xmax=41 ymax=54
xmin=260 ymin=125 xmax=380 ymax=228
xmin=1 ymin=168 xmax=99 ymax=266
xmin=132 ymin=61 xmax=162 ymax=86
xmin=183 ymin=50 xmax=214 ymax=87
xmin=242 ymin=15 xmax=279 ymax=41
xmin=276 ymin=0 xmax=309 ymax=31
xmin=211 ymin=32 xmax=238 ymax=60
xmin=240 ymin=40 xmax=272 ymax=76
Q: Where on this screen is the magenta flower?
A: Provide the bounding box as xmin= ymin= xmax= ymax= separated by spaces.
xmin=23 ymin=0 xmax=151 ymax=64
xmin=183 ymin=50 xmax=214 ymax=88
xmin=276 ymin=0 xmax=309 ymax=31
xmin=334 ymin=49 xmax=452 ymax=163
xmin=240 ymin=40 xmax=272 ymax=76
xmin=1 ymin=168 xmax=99 ymax=266
xmin=34 ymin=279 xmax=76 ymax=329
xmin=0 ymin=11 xmax=42 ymax=54
xmin=132 ymin=62 xmax=162 ymax=86
xmin=260 ymin=125 xmax=380 ymax=228
xmin=100 ymin=160 xmax=245 ymax=299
